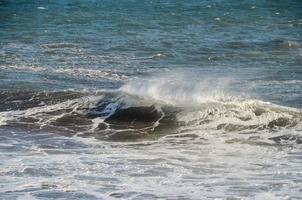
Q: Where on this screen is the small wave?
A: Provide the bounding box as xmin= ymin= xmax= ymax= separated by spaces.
xmin=53 ymin=68 xmax=129 ymax=81
xmin=41 ymin=43 xmax=78 ymax=49
xmin=37 ymin=6 xmax=47 ymax=10
xmin=252 ymin=79 xmax=302 ymax=85
xmin=0 ymin=64 xmax=129 ymax=81
xmin=133 ymin=53 xmax=165 ymax=60
xmin=0 ymin=64 xmax=47 ymax=73
xmin=270 ymin=39 xmax=301 ymax=49
xmin=227 ymin=39 xmax=301 ymax=51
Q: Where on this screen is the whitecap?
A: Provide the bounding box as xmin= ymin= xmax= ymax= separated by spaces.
xmin=37 ymin=7 xmax=46 ymax=10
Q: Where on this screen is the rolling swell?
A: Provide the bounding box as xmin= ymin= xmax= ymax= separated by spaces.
xmin=0 ymin=88 xmax=301 ymax=143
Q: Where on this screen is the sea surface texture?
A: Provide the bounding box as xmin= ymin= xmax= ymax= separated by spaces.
xmin=0 ymin=0 xmax=302 ymax=199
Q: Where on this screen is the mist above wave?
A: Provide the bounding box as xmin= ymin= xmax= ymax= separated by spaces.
xmin=121 ymin=72 xmax=236 ymax=107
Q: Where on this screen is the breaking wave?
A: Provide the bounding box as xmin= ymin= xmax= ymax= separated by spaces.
xmin=0 ymin=75 xmax=301 ymax=143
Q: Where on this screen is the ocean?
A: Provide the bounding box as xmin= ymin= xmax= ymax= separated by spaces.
xmin=0 ymin=0 xmax=302 ymax=199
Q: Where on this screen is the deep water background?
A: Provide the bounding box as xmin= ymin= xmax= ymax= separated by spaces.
xmin=0 ymin=0 xmax=301 ymax=106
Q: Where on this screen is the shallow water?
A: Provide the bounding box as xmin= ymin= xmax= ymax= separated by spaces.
xmin=0 ymin=0 xmax=302 ymax=199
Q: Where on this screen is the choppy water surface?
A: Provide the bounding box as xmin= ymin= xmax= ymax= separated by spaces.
xmin=1 ymin=0 xmax=302 ymax=199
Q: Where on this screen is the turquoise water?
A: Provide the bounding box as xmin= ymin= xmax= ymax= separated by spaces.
xmin=1 ymin=1 xmax=302 ymax=199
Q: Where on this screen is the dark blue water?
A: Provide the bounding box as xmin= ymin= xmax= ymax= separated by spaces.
xmin=1 ymin=1 xmax=302 ymax=199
